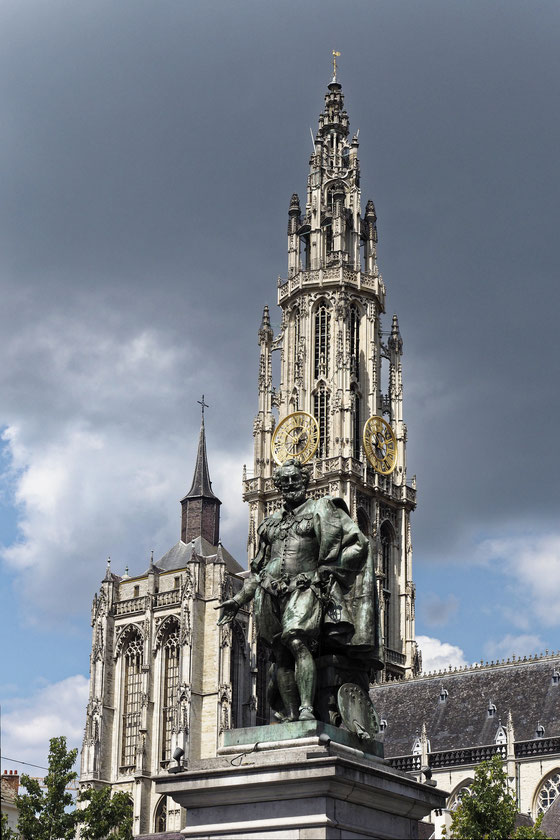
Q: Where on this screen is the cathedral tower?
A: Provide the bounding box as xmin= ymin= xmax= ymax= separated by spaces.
xmin=243 ymin=76 xmax=419 ymax=679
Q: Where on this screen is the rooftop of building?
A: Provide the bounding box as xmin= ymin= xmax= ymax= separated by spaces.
xmin=370 ymin=651 xmax=560 ymax=757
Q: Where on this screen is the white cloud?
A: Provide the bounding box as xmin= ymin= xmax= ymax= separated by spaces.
xmin=483 ymin=633 xmax=546 ymax=662
xmin=1 ymin=675 xmax=89 ymax=771
xmin=0 ymin=304 xmax=248 ymax=626
xmin=417 ymin=635 xmax=468 ymax=673
xmin=478 ymin=533 xmax=560 ymax=627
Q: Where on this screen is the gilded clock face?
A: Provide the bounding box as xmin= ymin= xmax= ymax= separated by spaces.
xmin=363 ymin=416 xmax=397 ymax=475
xmin=271 ymin=411 xmax=320 ymax=466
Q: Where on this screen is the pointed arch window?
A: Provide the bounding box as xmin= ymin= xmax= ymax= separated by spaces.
xmin=292 ymin=307 xmax=300 ymax=383
xmin=121 ymin=632 xmax=143 ymax=767
xmin=155 ymin=796 xmax=167 ymax=833
xmin=314 ymin=384 xmax=330 ymax=458
xmin=380 ymin=521 xmax=395 ymax=650
xmin=161 ymin=623 xmax=180 ymax=762
xmin=536 ymin=771 xmax=560 ymax=816
xmin=349 ymin=305 xmax=360 ymax=379
xmin=352 ymin=388 xmax=361 ymax=460
xmin=314 ymin=303 xmax=331 ymax=380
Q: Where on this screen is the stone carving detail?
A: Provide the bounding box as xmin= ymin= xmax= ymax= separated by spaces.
xmin=218 ymin=683 xmax=232 ymax=734
xmin=92 ymin=624 xmax=104 ymax=662
xmin=380 ymin=505 xmax=397 ymax=526
xmin=179 ymin=602 xmax=191 ymax=647
xmin=154 ymin=615 xmax=180 ymax=650
xmin=91 ymin=590 xmax=107 ymax=626
xmin=114 ymin=623 xmax=143 ymax=659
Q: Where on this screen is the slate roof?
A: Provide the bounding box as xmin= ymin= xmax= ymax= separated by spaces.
xmin=541 ymin=792 xmax=560 ymax=836
xmin=151 ymin=537 xmax=243 ymax=575
xmin=370 ymin=654 xmax=560 ymax=757
xmin=181 ymin=417 xmax=220 ymax=502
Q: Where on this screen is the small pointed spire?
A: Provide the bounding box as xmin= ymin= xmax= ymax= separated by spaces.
xmin=103 ymin=556 xmax=112 ymax=581
xmin=388 ymin=314 xmax=403 ymax=354
xmin=182 ymin=399 xmax=219 ymax=501
xmin=259 ymin=305 xmax=273 ymax=343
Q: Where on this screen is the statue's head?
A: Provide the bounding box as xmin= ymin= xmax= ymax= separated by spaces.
xmin=273 ymin=459 xmax=310 ymax=509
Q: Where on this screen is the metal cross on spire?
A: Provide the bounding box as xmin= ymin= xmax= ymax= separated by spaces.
xmin=197 ymin=394 xmax=209 ymax=419
xmin=332 ymin=50 xmax=341 ymax=81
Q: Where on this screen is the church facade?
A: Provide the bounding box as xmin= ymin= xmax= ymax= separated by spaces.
xmin=79 ymin=76 xmax=560 ymax=838
xmin=79 ymin=417 xmax=254 ymax=835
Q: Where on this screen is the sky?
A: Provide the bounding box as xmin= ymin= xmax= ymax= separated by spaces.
xmin=1 ymin=0 xmax=560 ymax=774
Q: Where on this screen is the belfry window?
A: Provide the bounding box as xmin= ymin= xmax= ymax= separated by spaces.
xmin=349 ymin=305 xmax=360 ymax=379
xmin=314 ymin=303 xmax=331 ymax=380
xmin=161 ymin=625 xmax=180 ymax=762
xmin=121 ymin=633 xmax=143 ymax=767
xmin=292 ymin=307 xmax=300 ymax=380
xmin=352 ymin=389 xmax=361 ymax=459
xmin=314 ymin=384 xmax=330 ymax=458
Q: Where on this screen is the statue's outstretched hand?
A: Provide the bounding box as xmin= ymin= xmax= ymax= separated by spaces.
xmin=216 ymin=599 xmax=239 ymax=625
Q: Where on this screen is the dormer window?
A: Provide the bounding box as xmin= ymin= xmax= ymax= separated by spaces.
xmin=552 ymin=669 xmax=560 ymax=685
xmin=439 ymin=686 xmax=448 ymax=703
xmin=379 ymin=719 xmax=387 ymax=732
xmin=133 ymin=585 xmax=140 ymax=598
xmin=412 ymin=736 xmax=422 ymax=755
xmin=495 ymin=723 xmax=507 ymax=745
xmin=487 ymin=701 xmax=497 ymax=718
xmin=536 ymin=723 xmax=545 ymax=738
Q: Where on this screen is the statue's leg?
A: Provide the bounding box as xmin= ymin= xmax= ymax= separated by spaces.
xmin=272 ymin=641 xmax=299 ymax=722
xmin=286 ymin=636 xmax=316 ymax=720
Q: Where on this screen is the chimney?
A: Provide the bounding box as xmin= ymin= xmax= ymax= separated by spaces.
xmin=2 ymin=769 xmax=20 ymax=795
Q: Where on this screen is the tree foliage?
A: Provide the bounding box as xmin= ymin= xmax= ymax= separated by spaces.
xmin=447 ymin=755 xmax=550 ymax=839
xmin=1 ymin=811 xmax=18 ymax=840
xmin=77 ymin=786 xmax=133 ymax=840
xmin=16 ymin=736 xmax=78 ymax=840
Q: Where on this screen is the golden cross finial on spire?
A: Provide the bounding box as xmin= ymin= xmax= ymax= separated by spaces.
xmin=332 ymin=50 xmax=341 ymax=81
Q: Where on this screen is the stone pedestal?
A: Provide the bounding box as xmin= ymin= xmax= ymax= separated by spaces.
xmin=157 ymin=723 xmax=446 ymax=839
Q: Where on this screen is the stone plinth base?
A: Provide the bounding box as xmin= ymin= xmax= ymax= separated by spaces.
xmin=157 ymin=724 xmax=446 ymax=839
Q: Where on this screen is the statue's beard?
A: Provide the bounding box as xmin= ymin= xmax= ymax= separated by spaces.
xmin=284 ymin=489 xmax=306 ymax=508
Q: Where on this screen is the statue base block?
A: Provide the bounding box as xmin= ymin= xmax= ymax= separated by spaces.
xmin=157 ymin=724 xmax=446 ymax=839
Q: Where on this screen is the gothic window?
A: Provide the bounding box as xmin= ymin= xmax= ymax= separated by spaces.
xmin=383 ymin=592 xmax=391 ymax=650
xmin=349 ymin=305 xmax=360 ymax=378
xmin=357 ymin=508 xmax=369 ymax=537
xmin=352 ymin=388 xmax=361 ymax=459
xmin=381 ymin=521 xmax=395 ymax=650
xmin=450 ymin=783 xmax=473 ymax=812
xmin=314 ymin=302 xmax=331 ymax=380
xmin=161 ymin=623 xmax=180 ymax=762
xmin=154 ymin=797 xmax=167 ymax=832
xmin=255 ymin=640 xmax=270 ymax=726
xmin=299 ymin=233 xmax=310 ymax=269
xmin=120 ymin=632 xmax=143 ymax=767
xmin=292 ymin=308 xmax=300 ymax=380
xmin=314 ymin=384 xmax=330 ymax=458
xmin=536 ymin=770 xmax=560 ymax=816
xmin=324 ymin=223 xmax=333 ymax=260
xmin=230 ymin=621 xmax=246 ymax=729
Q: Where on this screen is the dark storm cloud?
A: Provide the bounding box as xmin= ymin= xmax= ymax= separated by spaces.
xmin=1 ymin=0 xmax=559 ymax=628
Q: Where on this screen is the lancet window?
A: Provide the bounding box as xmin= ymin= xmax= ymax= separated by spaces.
xmin=230 ymin=621 xmax=246 ymax=729
xmin=314 ymin=303 xmax=331 ymax=380
xmin=349 ymin=305 xmax=360 ymax=378
xmin=314 ymin=384 xmax=330 ymax=459
xmin=120 ymin=632 xmax=143 ymax=767
xmin=381 ymin=522 xmax=395 ymax=650
xmin=161 ymin=623 xmax=180 ymax=762
xmin=352 ymin=388 xmax=361 ymax=460
xmin=155 ymin=797 xmax=167 ymax=832
xmin=291 ymin=307 xmax=300 ymax=382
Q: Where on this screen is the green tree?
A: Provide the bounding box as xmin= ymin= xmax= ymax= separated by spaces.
xmin=16 ymin=735 xmax=78 ymax=840
xmin=447 ymin=754 xmax=550 ymax=839
xmin=1 ymin=810 xmax=19 ymax=840
xmin=77 ymin=786 xmax=133 ymax=840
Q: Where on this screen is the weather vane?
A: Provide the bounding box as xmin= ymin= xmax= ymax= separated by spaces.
xmin=197 ymin=394 xmax=209 ymax=419
xmin=332 ymin=50 xmax=341 ymax=81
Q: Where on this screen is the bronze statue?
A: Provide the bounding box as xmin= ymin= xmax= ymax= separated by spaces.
xmin=218 ymin=459 xmax=383 ymax=729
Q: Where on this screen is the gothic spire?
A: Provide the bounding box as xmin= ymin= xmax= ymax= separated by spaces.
xmin=180 ymin=398 xmax=221 ymax=546
xmin=182 ymin=398 xmax=219 ymax=501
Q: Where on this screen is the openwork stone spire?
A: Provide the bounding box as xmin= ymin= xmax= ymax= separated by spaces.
xmin=181 ymin=398 xmax=221 ymax=545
